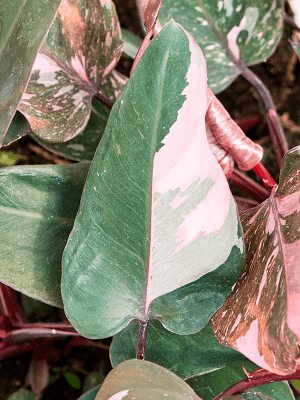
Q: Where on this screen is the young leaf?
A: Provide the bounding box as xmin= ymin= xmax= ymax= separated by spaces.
xmin=0 ymin=0 xmax=61 ymax=145
xmin=158 ymin=0 xmax=283 ymax=93
xmin=28 ymin=348 xmax=50 ymax=394
xmin=110 ymin=320 xmax=247 ymax=380
xmin=138 ymin=0 xmax=163 ymax=33
xmin=61 ymin=21 xmax=244 ymax=339
xmin=18 ymin=0 xmax=122 ymax=143
xmin=28 ymin=71 xmax=127 ymax=161
xmin=94 ymin=359 xmax=201 ymax=400
xmin=212 ymin=146 xmax=300 ymax=374
xmin=0 ymin=162 xmax=90 ymax=307
xmin=187 ymin=359 xmax=295 ymax=400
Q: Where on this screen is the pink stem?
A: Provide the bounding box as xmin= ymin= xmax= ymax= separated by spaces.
xmin=252 ymin=162 xmax=277 ymax=190
xmin=0 ymin=283 xmax=27 ymax=324
xmin=213 ymin=366 xmax=300 ymax=400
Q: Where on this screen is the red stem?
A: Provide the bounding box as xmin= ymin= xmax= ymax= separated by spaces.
xmin=213 ymin=366 xmax=300 ymax=400
xmin=0 ymin=283 xmax=27 ymax=324
xmin=230 ymin=170 xmax=269 ymax=203
xmin=252 ymin=162 xmax=277 ymax=190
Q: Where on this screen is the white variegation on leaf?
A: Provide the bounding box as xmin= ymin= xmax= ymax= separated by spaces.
xmin=18 ymin=0 xmax=122 ymax=142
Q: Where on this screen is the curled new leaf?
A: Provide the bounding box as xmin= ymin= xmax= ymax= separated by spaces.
xmin=212 ymin=146 xmax=300 ymax=375
xmin=18 ymin=0 xmax=122 ymax=142
xmin=138 ymin=0 xmax=163 ymax=33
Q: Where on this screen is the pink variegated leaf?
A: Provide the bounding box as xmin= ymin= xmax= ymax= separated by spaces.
xmin=137 ymin=0 xmax=163 ymax=34
xmin=61 ymin=21 xmax=244 ymax=339
xmin=212 ymin=146 xmax=300 ymax=375
xmin=18 ymin=0 xmax=122 ymax=143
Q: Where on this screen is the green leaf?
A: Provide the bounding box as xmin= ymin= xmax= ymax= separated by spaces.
xmin=110 ymin=320 xmax=248 ymax=379
xmin=212 ymin=146 xmax=300 ymax=374
xmin=3 ymin=112 xmax=30 ymax=146
xmin=94 ymin=359 xmax=201 ymax=400
xmin=78 ymin=386 xmax=101 ymax=400
xmin=0 ymin=162 xmax=90 ymax=307
xmin=61 ymin=21 xmax=243 ymax=339
xmin=29 ymin=71 xmax=127 ymax=161
xmin=18 ymin=0 xmax=122 ymax=142
xmin=121 ymin=29 xmax=142 ymax=59
xmin=64 ymin=372 xmax=81 ymax=389
xmin=83 ymin=372 xmax=105 ymax=393
xmin=7 ymin=390 xmax=38 ymax=400
xmin=187 ymin=359 xmax=295 ymax=400
xmin=0 ymin=151 xmax=26 ymax=167
xmin=0 ymin=0 xmax=61 ymax=146
xmin=158 ymin=0 xmax=283 ymax=93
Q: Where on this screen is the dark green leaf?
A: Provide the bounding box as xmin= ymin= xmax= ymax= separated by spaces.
xmin=212 ymin=146 xmax=300 ymax=374
xmin=121 ymin=29 xmax=142 ymax=59
xmin=83 ymin=372 xmax=105 ymax=393
xmin=3 ymin=112 xmax=30 ymax=146
xmin=64 ymin=372 xmax=81 ymax=389
xmin=95 ymin=360 xmax=201 ymax=400
xmin=78 ymin=386 xmax=101 ymax=400
xmin=0 ymin=162 xmax=90 ymax=307
xmin=7 ymin=390 xmax=38 ymax=400
xmin=110 ymin=320 xmax=247 ymax=379
xmin=61 ymin=22 xmax=243 ymax=339
xmin=0 ymin=0 xmax=61 ymax=145
xmin=19 ymin=0 xmax=122 ymax=142
xmin=187 ymin=359 xmax=295 ymax=400
xmin=158 ymin=0 xmax=283 ymax=93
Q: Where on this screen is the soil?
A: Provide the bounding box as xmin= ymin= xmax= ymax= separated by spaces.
xmin=1 ymin=1 xmax=300 ymax=399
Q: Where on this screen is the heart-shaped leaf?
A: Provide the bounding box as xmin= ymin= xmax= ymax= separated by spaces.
xmin=158 ymin=0 xmax=283 ymax=93
xmin=61 ymin=21 xmax=244 ymax=339
xmin=18 ymin=0 xmax=122 ymax=142
xmin=0 ymin=0 xmax=61 ymax=146
xmin=95 ymin=359 xmax=201 ymax=400
xmin=110 ymin=320 xmax=247 ymax=379
xmin=212 ymin=146 xmax=300 ymax=374
xmin=29 ymin=71 xmax=127 ymax=161
xmin=0 ymin=162 xmax=90 ymax=307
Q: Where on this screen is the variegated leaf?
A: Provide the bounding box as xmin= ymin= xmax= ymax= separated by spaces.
xmin=211 ymin=146 xmax=300 ymax=375
xmin=94 ymin=360 xmax=201 ymax=400
xmin=18 ymin=0 xmax=122 ymax=143
xmin=158 ymin=0 xmax=283 ymax=94
xmin=138 ymin=0 xmax=163 ymax=32
xmin=61 ymin=21 xmax=244 ymax=339
xmin=29 ymin=71 xmax=127 ymax=161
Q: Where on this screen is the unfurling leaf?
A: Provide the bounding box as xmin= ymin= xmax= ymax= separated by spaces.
xmin=158 ymin=0 xmax=283 ymax=93
xmin=18 ymin=0 xmax=122 ymax=143
xmin=94 ymin=360 xmax=201 ymax=400
xmin=138 ymin=0 xmax=163 ymax=33
xmin=62 ymin=21 xmax=243 ymax=339
xmin=212 ymin=146 xmax=300 ymax=375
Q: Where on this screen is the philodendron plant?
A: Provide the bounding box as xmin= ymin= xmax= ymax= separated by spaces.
xmin=0 ymin=0 xmax=300 ymax=398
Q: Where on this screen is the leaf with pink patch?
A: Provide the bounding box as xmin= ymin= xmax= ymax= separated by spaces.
xmin=61 ymin=21 xmax=244 ymax=339
xmin=137 ymin=0 xmax=163 ymax=32
xmin=18 ymin=0 xmax=122 ymax=143
xmin=211 ymin=146 xmax=300 ymax=375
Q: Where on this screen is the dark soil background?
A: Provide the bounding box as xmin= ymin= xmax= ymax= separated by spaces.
xmin=1 ymin=0 xmax=300 ymax=399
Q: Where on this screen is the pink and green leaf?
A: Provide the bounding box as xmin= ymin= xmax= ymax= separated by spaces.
xmin=158 ymin=0 xmax=283 ymax=94
xmin=137 ymin=0 xmax=163 ymax=32
xmin=18 ymin=0 xmax=122 ymax=143
xmin=0 ymin=0 xmax=61 ymax=146
xmin=212 ymin=146 xmax=300 ymax=375
xmin=94 ymin=360 xmax=201 ymax=400
xmin=61 ymin=21 xmax=244 ymax=339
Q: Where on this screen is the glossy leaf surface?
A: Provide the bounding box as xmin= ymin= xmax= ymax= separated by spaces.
xmin=62 ymin=22 xmax=243 ymax=339
xmin=19 ymin=0 xmax=122 ymax=142
xmin=29 ymin=71 xmax=127 ymax=161
xmin=212 ymin=146 xmax=300 ymax=374
xmin=159 ymin=0 xmax=283 ymax=93
xmin=187 ymin=359 xmax=295 ymax=400
xmin=78 ymin=386 xmax=101 ymax=400
xmin=3 ymin=112 xmax=30 ymax=146
xmin=110 ymin=320 xmax=247 ymax=379
xmin=0 ymin=0 xmax=61 ymax=145
xmin=95 ymin=360 xmax=200 ymax=400
xmin=0 ymin=162 xmax=90 ymax=307
xmin=121 ymin=29 xmax=142 ymax=59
